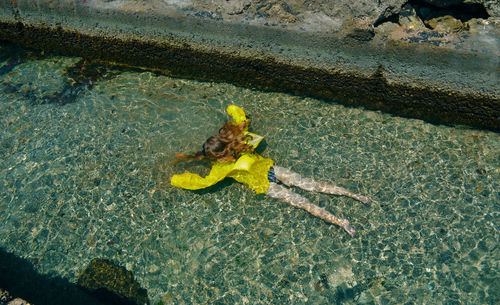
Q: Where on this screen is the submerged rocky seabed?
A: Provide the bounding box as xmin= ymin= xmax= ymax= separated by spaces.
xmin=0 ymin=44 xmax=498 ymax=304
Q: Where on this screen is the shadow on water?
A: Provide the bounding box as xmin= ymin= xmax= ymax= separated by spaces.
xmin=0 ymin=42 xmax=39 ymax=77
xmin=192 ymin=178 xmax=239 ymax=195
xmin=0 ymin=247 xmax=108 ymax=305
xmin=0 ymin=40 xmax=122 ymax=106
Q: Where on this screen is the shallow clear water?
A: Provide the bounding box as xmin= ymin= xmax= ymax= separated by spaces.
xmin=0 ymin=43 xmax=498 ymax=304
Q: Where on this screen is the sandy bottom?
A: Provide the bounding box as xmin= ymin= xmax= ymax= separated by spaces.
xmin=0 ymin=43 xmax=498 ymax=304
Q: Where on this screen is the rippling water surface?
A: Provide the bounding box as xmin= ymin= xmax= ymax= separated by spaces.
xmin=0 ymin=43 xmax=498 ymax=304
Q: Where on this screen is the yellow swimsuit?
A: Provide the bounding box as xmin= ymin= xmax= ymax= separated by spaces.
xmin=170 ymin=105 xmax=274 ymax=194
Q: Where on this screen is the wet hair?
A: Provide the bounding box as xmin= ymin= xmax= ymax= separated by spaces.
xmin=202 ymin=136 xmax=225 ymax=156
xmin=175 ymin=120 xmax=253 ymax=164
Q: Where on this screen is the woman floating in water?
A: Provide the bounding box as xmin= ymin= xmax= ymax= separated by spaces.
xmin=170 ymin=105 xmax=371 ymax=236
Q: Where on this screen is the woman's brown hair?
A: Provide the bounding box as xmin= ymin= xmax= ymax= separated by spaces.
xmin=175 ymin=120 xmax=253 ymax=164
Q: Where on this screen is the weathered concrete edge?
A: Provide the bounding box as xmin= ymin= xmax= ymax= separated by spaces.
xmin=0 ymin=9 xmax=499 ymax=131
xmin=4 ymin=2 xmax=498 ymax=97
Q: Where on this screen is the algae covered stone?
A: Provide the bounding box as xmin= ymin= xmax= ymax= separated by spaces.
xmin=77 ymin=258 xmax=149 ymax=305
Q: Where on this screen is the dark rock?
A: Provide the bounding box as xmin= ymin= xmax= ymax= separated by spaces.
xmin=225 ymin=0 xmax=251 ymax=15
xmin=340 ymin=17 xmax=376 ymax=44
xmin=77 ymin=259 xmax=149 ymax=305
xmin=1 ymin=288 xmax=13 ymax=305
xmin=419 ymin=0 xmax=496 ymax=18
xmin=399 ymin=3 xmax=428 ymax=31
xmin=425 ymin=15 xmax=469 ymax=32
xmin=421 ymin=0 xmax=463 ymax=8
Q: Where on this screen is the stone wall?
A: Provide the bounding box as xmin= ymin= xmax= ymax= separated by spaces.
xmin=0 ymin=0 xmax=498 ymax=130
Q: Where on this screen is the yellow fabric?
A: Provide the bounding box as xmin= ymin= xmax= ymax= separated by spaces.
xmin=227 ymin=105 xmax=264 ymax=149
xmin=171 ymin=105 xmax=274 ymax=194
xmin=226 ymin=105 xmax=248 ymax=126
xmin=171 ymin=152 xmax=273 ymax=194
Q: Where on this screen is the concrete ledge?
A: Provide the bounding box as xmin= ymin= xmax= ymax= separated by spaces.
xmin=0 ymin=0 xmax=499 ymax=130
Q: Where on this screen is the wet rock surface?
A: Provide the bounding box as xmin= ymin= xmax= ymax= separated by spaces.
xmin=77 ymin=259 xmax=149 ymax=305
xmin=0 ymin=2 xmax=498 ymax=125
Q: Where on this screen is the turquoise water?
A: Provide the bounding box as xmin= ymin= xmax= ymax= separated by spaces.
xmin=0 ymin=42 xmax=498 ymax=304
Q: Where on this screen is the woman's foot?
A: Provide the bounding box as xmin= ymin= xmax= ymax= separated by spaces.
xmin=353 ymin=194 xmax=371 ymax=204
xmin=342 ymin=219 xmax=356 ymax=237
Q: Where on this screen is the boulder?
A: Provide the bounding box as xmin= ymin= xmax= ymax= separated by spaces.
xmin=425 ymin=15 xmax=469 ymax=32
xmin=77 ymin=259 xmax=149 ymax=305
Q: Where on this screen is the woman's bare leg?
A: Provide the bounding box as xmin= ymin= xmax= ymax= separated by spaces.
xmin=266 ymin=183 xmax=356 ymax=237
xmin=273 ymin=166 xmax=371 ymax=204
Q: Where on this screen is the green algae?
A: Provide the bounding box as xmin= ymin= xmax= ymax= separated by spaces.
xmin=77 ymin=258 xmax=149 ymax=305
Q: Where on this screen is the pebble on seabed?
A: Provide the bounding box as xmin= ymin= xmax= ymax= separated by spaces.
xmin=8 ymin=298 xmax=31 ymax=305
xmin=0 ymin=289 xmax=31 ymax=305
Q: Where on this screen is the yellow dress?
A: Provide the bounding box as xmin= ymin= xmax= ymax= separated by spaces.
xmin=170 ymin=105 xmax=274 ymax=194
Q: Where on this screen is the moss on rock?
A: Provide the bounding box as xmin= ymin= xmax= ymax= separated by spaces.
xmin=77 ymin=259 xmax=149 ymax=305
